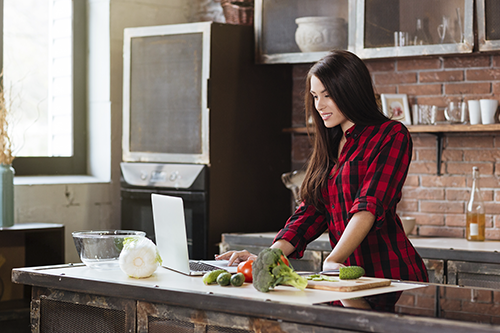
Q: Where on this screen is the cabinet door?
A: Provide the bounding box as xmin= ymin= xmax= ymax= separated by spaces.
xmin=447 ymin=260 xmax=500 ymax=289
xmin=355 ymin=0 xmax=474 ymax=59
xmin=423 ymin=259 xmax=445 ymax=284
xmin=477 ymin=0 xmax=500 ymax=51
xmin=255 ymin=0 xmax=356 ymax=64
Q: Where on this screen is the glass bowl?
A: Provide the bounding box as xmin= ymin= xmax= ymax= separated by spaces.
xmin=72 ymin=230 xmax=146 ymax=269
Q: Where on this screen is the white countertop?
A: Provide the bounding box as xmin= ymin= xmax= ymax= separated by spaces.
xmin=409 ymin=237 xmax=500 ymax=253
xmin=20 ymin=265 xmax=424 ymax=306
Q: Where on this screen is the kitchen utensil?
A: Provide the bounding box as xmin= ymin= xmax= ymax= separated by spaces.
xmin=295 ymin=16 xmax=347 ymax=52
xmin=306 ymin=276 xmax=391 ymax=292
xmin=437 ymin=16 xmax=449 ymax=44
xmin=468 ymin=100 xmax=481 ymax=125
xmin=400 ymin=216 xmax=416 ymax=235
xmin=444 ymin=101 xmax=467 ymax=123
xmin=479 ymin=99 xmax=499 ymax=124
xmin=418 ymin=105 xmax=437 ymax=125
xmin=72 ymin=230 xmax=146 ymax=269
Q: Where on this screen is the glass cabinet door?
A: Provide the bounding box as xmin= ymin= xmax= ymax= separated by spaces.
xmin=355 ymin=0 xmax=473 ymax=58
xmin=477 ymin=0 xmax=500 ymax=51
xmin=255 ymin=0 xmax=355 ymax=64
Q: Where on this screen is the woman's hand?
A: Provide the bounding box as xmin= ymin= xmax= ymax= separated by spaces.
xmin=215 ymin=250 xmax=257 ymax=266
xmin=322 ymin=257 xmax=345 ymax=272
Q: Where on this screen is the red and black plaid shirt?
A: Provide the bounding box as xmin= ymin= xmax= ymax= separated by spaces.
xmin=275 ymin=120 xmax=428 ymax=282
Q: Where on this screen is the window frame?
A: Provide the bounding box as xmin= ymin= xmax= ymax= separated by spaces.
xmin=2 ymin=0 xmax=87 ymax=176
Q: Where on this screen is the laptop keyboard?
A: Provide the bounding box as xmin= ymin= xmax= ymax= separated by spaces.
xmin=189 ymin=261 xmax=224 ymax=273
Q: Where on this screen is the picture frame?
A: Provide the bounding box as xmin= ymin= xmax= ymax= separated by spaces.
xmin=380 ymin=94 xmax=411 ymax=125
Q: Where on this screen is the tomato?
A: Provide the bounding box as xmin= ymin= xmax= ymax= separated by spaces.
xmin=237 ymin=259 xmax=254 ymax=283
xmin=280 ymin=255 xmax=289 ymax=266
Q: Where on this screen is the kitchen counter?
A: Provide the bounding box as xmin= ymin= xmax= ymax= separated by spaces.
xmin=221 ymin=232 xmax=500 ymax=264
xmin=11 ymin=264 xmax=500 ymax=332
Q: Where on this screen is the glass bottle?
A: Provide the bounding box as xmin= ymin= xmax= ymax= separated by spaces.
xmin=466 ymin=167 xmax=485 ymax=241
xmin=413 ymin=19 xmax=429 ymax=45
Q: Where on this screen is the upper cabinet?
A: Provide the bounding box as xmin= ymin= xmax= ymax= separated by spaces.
xmin=254 ymin=0 xmax=355 ymax=64
xmin=477 ymin=0 xmax=500 ymax=51
xmin=255 ymin=0 xmax=475 ymax=64
xmin=355 ymin=0 xmax=473 ymax=59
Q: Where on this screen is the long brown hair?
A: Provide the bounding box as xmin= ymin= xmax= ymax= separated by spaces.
xmin=300 ymin=51 xmax=389 ymax=211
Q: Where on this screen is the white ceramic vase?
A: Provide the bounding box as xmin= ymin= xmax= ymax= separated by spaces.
xmin=295 ymin=16 xmax=347 ymax=53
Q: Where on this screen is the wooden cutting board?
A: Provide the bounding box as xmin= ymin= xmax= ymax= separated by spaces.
xmin=306 ymin=277 xmax=391 ymax=292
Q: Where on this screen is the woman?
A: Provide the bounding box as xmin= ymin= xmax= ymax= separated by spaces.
xmin=217 ymin=50 xmax=428 ymax=283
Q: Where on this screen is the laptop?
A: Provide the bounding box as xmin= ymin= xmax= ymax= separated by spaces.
xmin=151 ymin=193 xmax=238 ymax=276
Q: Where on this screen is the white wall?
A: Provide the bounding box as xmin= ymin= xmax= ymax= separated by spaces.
xmin=13 ymin=0 xmax=220 ymax=264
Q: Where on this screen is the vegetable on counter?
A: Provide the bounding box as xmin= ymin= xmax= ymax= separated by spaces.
xmin=252 ymin=248 xmax=307 ymax=293
xmin=217 ymin=272 xmax=232 ymax=286
xmin=202 ymin=269 xmax=226 ymax=285
xmin=119 ymin=236 xmax=162 ymax=278
xmin=339 ymin=266 xmax=365 ymax=280
xmin=305 ymin=274 xmax=338 ymax=282
xmin=237 ymin=259 xmax=254 ymax=283
xmin=230 ymin=273 xmax=245 ymax=287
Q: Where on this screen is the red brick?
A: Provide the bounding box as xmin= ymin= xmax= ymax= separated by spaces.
xmin=467 ymin=68 xmax=500 ymax=81
xmin=374 ymin=85 xmax=398 ymax=94
xmin=468 ymin=176 xmax=500 ymax=189
xmin=405 ymin=175 xmax=419 ymax=186
xmin=445 ymin=214 xmax=465 ymax=227
xmin=398 ymin=199 xmax=418 ymax=211
xmin=447 ymin=162 xmax=494 ymax=175
xmin=365 ymin=59 xmax=395 ymax=72
xmin=420 ymin=201 xmax=464 ymax=213
xmin=494 ymin=291 xmax=500 ymax=304
xmin=398 ymin=84 xmax=442 ymax=96
xmin=494 ymin=56 xmax=500 ymax=68
xmin=416 ymin=295 xmax=435 ymax=309
xmin=373 ymin=72 xmax=417 ymax=85
xmin=413 ymin=96 xmax=448 ymax=107
xmin=415 ymin=214 xmax=445 ymax=226
xmin=416 ymin=148 xmax=437 ymax=161
xmin=443 ymin=55 xmax=491 ymax=68
xmin=445 ymin=189 xmax=469 ymax=201
xmin=408 ymin=161 xmax=439 ymax=174
xmin=444 ymin=82 xmax=491 ymax=95
xmin=485 ymin=228 xmax=500 ymax=240
xmin=402 ymin=187 xmax=444 ymax=200
xmin=493 ymin=82 xmax=500 ymax=95
xmin=397 ymin=58 xmax=442 ymax=71
xmin=447 ymin=135 xmax=494 ymax=148
xmin=418 ymin=225 xmax=464 ymax=237
xmin=419 ymin=70 xmax=464 ymax=83
xmin=440 ymin=298 xmax=462 ymax=311
xmin=462 ymin=301 xmax=500 ymax=316
xmin=464 ymin=149 xmax=500 ymax=162
xmin=412 ymin=133 xmax=440 ymax=148
xmin=441 ymin=150 xmax=464 ymax=162
xmin=420 ymin=175 xmax=465 ymax=187
xmin=485 ymin=202 xmax=500 ymax=214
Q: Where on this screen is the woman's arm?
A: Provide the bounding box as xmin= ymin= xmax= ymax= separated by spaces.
xmin=323 ymin=211 xmax=375 ymax=271
xmin=216 ymin=239 xmax=296 ymax=266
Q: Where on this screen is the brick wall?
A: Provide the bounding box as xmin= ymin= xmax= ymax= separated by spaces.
xmin=290 ymin=52 xmax=500 ymax=241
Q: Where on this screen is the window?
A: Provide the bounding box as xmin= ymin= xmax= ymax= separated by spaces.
xmin=2 ymin=0 xmax=86 ymax=175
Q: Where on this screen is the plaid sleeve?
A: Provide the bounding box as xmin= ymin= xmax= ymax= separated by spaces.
xmin=349 ymin=124 xmax=412 ymax=227
xmin=273 ymin=202 xmax=327 ymax=259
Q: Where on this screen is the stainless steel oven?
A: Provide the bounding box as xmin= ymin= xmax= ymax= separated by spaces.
xmin=120 ymin=22 xmax=293 ymax=259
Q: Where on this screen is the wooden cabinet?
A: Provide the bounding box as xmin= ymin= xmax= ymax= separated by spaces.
xmin=447 ymin=260 xmax=500 ymax=289
xmin=254 ymin=0 xmax=477 ymax=63
xmin=0 ymin=223 xmax=64 ymax=333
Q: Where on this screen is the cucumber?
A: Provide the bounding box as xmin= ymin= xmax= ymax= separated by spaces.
xmin=217 ymin=272 xmax=232 ymax=286
xmin=202 ymin=269 xmax=226 ymax=285
xmin=230 ymin=273 xmax=245 ymax=287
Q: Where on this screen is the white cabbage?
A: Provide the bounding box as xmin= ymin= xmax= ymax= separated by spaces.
xmin=119 ymin=236 xmax=162 ymax=278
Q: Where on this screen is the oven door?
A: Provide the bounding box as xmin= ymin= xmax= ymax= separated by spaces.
xmin=120 ymin=187 xmax=208 ymax=260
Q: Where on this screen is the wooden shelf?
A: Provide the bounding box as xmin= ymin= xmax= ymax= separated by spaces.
xmin=284 ymin=123 xmax=500 ymax=176
xmin=284 ymin=124 xmax=500 ymax=134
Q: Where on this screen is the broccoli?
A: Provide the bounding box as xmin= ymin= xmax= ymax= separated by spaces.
xmin=252 ymin=248 xmax=308 ymax=293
